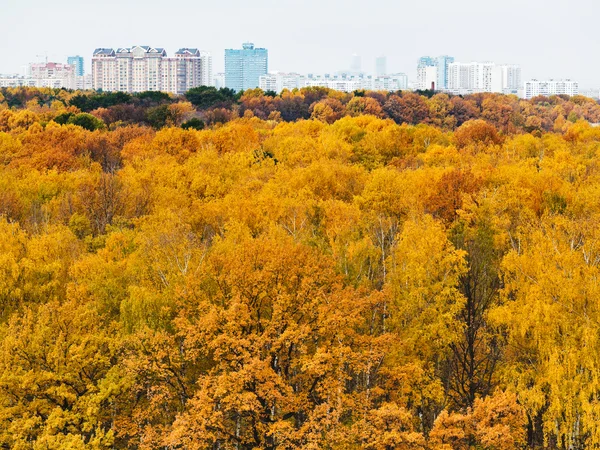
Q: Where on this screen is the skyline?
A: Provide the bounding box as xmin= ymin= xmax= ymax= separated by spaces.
xmin=2 ymin=0 xmax=599 ymax=86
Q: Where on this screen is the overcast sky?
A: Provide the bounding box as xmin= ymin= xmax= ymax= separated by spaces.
xmin=2 ymin=0 xmax=599 ymax=87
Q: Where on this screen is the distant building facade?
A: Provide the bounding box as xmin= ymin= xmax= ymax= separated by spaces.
xmin=373 ymin=73 xmax=408 ymax=91
xmin=417 ymin=55 xmax=457 ymax=91
xmin=350 ymin=53 xmax=362 ymax=73
xmin=67 ymin=56 xmax=85 ymax=76
xmin=225 ymin=43 xmax=268 ymax=92
xmin=0 ymin=61 xmax=91 ymax=90
xmin=436 ymin=55 xmax=454 ymax=90
xmin=29 ymin=62 xmax=74 ymax=79
xmin=91 ymin=46 xmax=212 ymax=94
xmin=213 ymin=72 xmax=225 ymax=89
xmin=299 ymin=73 xmax=408 ymax=93
xmin=375 ymin=56 xmax=387 ymax=77
xmin=447 ymin=62 xmax=496 ymax=93
xmin=499 ymin=64 xmax=522 ymax=94
xmin=524 ymin=79 xmax=579 ymax=99
xmin=199 ymin=51 xmax=213 ymax=88
xmin=446 ymin=62 xmax=522 ymax=95
xmin=259 ymin=72 xmax=306 ymax=92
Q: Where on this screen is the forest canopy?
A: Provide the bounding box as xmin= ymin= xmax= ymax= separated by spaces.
xmin=1 ymin=86 xmax=600 ymax=449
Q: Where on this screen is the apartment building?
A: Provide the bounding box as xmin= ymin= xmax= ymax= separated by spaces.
xmin=524 ymin=79 xmax=579 ymax=99
xmin=92 ymin=46 xmax=212 ymax=94
xmin=445 ymin=62 xmax=522 ymax=95
xmin=259 ymin=72 xmax=306 ymax=92
xmin=416 ymin=55 xmax=455 ymax=90
xmin=29 ymin=62 xmax=74 ymax=79
xmin=67 ymin=56 xmax=85 ymax=76
xmin=297 ymin=73 xmax=408 ymax=93
xmin=0 ymin=61 xmax=91 ymax=90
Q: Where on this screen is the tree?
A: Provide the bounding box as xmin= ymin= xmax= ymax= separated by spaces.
xmin=168 ymin=229 xmax=370 ymax=449
xmin=68 ymin=112 xmax=106 ymax=131
xmin=185 ymin=86 xmax=237 ymax=109
xmin=383 ymin=93 xmax=429 ymax=125
xmin=444 ymin=217 xmax=504 ymax=410
xmin=454 ymin=119 xmax=502 ymax=149
xmin=181 ymin=117 xmax=205 ymax=130
xmin=0 ymin=300 xmax=120 ymax=448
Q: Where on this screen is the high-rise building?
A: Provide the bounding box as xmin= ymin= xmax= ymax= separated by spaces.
xmin=224 ymin=43 xmax=268 ymax=92
xmin=447 ymin=62 xmax=496 ymax=93
xmin=436 ymin=55 xmax=454 ymax=90
xmin=200 ymin=51 xmax=213 ymax=87
xmin=446 ymin=62 xmax=521 ymax=94
xmin=524 ymin=79 xmax=578 ymax=99
xmin=67 ymin=56 xmax=85 ymax=76
xmin=418 ymin=56 xmax=436 ymax=68
xmin=29 ymin=62 xmax=74 ymax=80
xmin=417 ymin=56 xmax=438 ymax=90
xmin=499 ymin=64 xmax=522 ymax=93
xmin=375 ymin=56 xmax=387 ymax=77
xmin=417 ymin=55 xmax=455 ymax=91
xmin=91 ymin=46 xmax=212 ymax=94
xmin=417 ymin=65 xmax=438 ymax=90
xmin=351 ymin=53 xmax=362 ymax=73
xmin=172 ymin=48 xmax=211 ymax=93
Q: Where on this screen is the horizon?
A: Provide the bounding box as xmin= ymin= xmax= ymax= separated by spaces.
xmin=3 ymin=0 xmax=599 ymax=88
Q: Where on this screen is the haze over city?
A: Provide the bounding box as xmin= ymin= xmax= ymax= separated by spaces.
xmin=2 ymin=0 xmax=599 ymax=86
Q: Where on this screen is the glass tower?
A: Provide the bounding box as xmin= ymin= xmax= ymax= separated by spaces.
xmin=67 ymin=55 xmax=85 ymax=76
xmin=224 ymin=43 xmax=268 ymax=92
xmin=436 ymin=55 xmax=455 ymax=90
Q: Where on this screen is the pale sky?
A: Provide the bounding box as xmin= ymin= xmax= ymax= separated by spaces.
xmin=1 ymin=0 xmax=599 ymax=87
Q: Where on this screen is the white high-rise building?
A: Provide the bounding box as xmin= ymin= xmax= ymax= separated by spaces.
xmin=200 ymin=51 xmax=213 ymax=87
xmin=499 ymin=64 xmax=522 ymax=93
xmin=417 ymin=65 xmax=438 ymax=90
xmin=447 ymin=62 xmax=495 ymax=93
xmin=92 ymin=46 xmax=212 ymax=94
xmin=417 ymin=56 xmax=455 ymax=90
xmin=523 ymin=79 xmax=579 ymax=99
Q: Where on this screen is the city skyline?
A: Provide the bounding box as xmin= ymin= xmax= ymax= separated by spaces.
xmin=2 ymin=0 xmax=599 ymax=87
xmin=2 ymin=50 xmax=582 ymax=99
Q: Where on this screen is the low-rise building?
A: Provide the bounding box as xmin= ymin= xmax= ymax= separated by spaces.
xmin=259 ymin=72 xmax=306 ymax=92
xmin=523 ymin=79 xmax=579 ymax=99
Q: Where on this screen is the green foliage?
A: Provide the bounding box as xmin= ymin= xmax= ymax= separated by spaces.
xmin=69 ymin=91 xmax=133 ymax=111
xmin=68 ymin=112 xmax=105 ymax=131
xmin=145 ymin=104 xmax=170 ymax=129
xmin=181 ymin=117 xmax=205 ymax=130
xmin=53 ymin=111 xmax=74 ymax=125
xmin=184 ymin=85 xmax=237 ymax=108
xmin=134 ymin=90 xmax=171 ymax=103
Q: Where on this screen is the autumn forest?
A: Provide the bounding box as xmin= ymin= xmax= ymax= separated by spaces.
xmin=2 ymin=86 xmax=600 ymax=449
